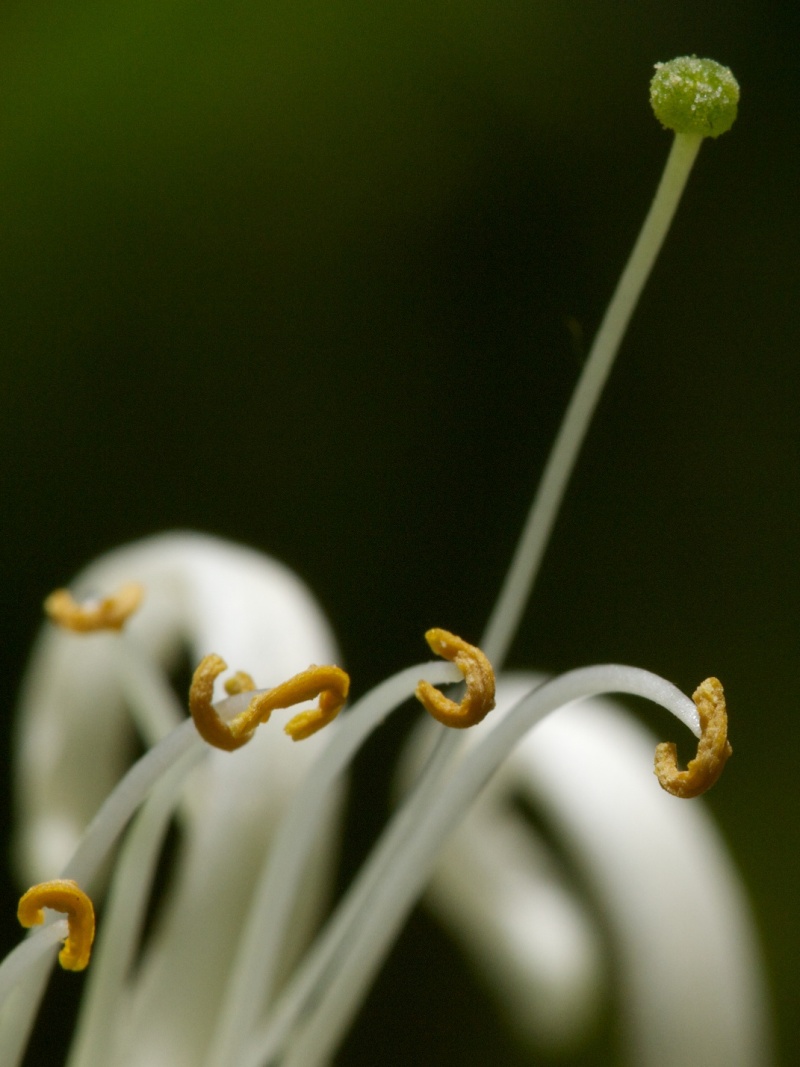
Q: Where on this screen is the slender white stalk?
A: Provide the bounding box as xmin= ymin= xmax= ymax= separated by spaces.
xmin=262 ymin=666 xmax=697 ymax=1067
xmin=240 ymin=726 xmax=461 ymax=1067
xmin=482 ymin=132 xmax=703 ymax=668
xmin=67 ymin=745 xmax=205 ymax=1067
xmin=0 ymin=718 xmax=205 ymax=1067
xmin=115 ymin=637 xmax=186 ymax=746
xmin=62 ymin=718 xmax=201 ymax=888
xmin=203 ymin=660 xmax=461 ymax=1067
xmin=0 ymin=921 xmax=69 ymax=1009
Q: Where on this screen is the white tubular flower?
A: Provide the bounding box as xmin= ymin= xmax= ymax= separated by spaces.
xmin=0 ymin=56 xmax=771 ymax=1067
xmin=415 ymin=673 xmax=771 ymax=1066
xmin=13 ymin=532 xmax=341 ymax=1067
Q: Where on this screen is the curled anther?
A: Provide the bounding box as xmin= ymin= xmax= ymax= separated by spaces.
xmin=224 ymin=670 xmax=257 ymax=696
xmin=44 ymin=582 xmax=144 ymax=633
xmin=189 ymin=654 xmax=350 ymax=750
xmin=415 ymin=628 xmax=496 ymax=728
xmin=655 ymin=676 xmax=732 ymax=798
xmin=17 ymin=879 xmax=95 ymax=972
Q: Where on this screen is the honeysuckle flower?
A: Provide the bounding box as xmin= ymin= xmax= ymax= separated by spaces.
xmin=0 ymin=55 xmax=772 ymax=1067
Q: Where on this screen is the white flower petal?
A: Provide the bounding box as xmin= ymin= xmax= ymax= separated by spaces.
xmin=14 ymin=531 xmax=342 ymax=1067
xmin=424 ymin=781 xmax=605 ymax=1050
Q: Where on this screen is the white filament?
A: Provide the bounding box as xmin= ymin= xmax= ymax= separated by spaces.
xmin=247 ymin=665 xmax=699 ymax=1067
xmin=203 ymin=659 xmax=460 ymax=1067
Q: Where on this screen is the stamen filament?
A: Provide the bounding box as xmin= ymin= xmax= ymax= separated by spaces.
xmin=242 ymin=728 xmax=461 ymax=1067
xmin=67 ymin=747 xmax=204 ymax=1067
xmin=0 ymin=921 xmax=69 ymax=1008
xmin=254 ymin=665 xmax=699 ymax=1067
xmin=62 ymin=717 xmax=202 ymax=887
xmin=0 ymin=718 xmax=205 ymax=1067
xmin=203 ymin=659 xmax=460 ymax=1067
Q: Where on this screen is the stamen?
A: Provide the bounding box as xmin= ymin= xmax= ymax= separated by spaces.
xmin=654 ymin=676 xmax=732 ymax=798
xmin=17 ymin=880 xmax=95 ymax=972
xmin=253 ymin=664 xmax=706 ymax=1067
xmin=44 ymin=582 xmax=144 ymax=632
xmin=189 ymin=654 xmax=350 ymax=750
xmin=415 ymin=628 xmax=496 ymax=728
xmin=224 ymin=671 xmax=257 ymax=695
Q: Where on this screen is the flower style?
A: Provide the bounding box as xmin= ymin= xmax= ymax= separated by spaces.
xmin=0 ymin=57 xmax=772 ymax=1067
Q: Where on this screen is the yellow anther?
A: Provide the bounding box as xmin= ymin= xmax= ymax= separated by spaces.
xmin=224 ymin=671 xmax=257 ymax=695
xmin=44 ymin=582 xmax=144 ymax=633
xmin=655 ymin=676 xmax=733 ymax=798
xmin=17 ymin=879 xmax=95 ymax=972
xmin=189 ymin=654 xmax=350 ymax=750
xmin=415 ymin=628 xmax=496 ymax=729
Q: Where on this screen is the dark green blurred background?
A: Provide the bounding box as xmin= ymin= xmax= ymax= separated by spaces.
xmin=1 ymin=1 xmax=797 ymax=1064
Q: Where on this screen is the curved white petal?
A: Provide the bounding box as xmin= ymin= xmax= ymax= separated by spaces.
xmin=423 ymin=776 xmax=606 ymax=1050
xmin=14 ymin=531 xmax=341 ymax=1067
xmin=422 ymin=672 xmax=771 ymax=1067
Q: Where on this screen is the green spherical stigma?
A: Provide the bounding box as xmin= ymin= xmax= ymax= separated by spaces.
xmin=650 ymin=56 xmax=739 ymax=138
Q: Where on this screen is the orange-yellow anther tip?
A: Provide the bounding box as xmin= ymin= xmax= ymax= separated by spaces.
xmin=17 ymin=880 xmax=95 ymax=972
xmin=655 ymin=676 xmax=732 ymax=799
xmin=224 ymin=671 xmax=257 ymax=696
xmin=190 ymin=655 xmax=350 ymax=751
xmin=283 ymin=665 xmax=350 ymax=741
xmin=44 ymin=582 xmax=144 ymax=633
xmin=190 ymin=654 xmax=251 ymax=751
xmin=416 ymin=628 xmax=496 ymax=729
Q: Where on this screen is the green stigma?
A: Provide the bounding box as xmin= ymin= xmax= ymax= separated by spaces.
xmin=650 ymin=56 xmax=739 ymax=138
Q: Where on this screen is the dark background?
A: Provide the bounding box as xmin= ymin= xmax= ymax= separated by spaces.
xmin=0 ymin=1 xmax=796 ymax=1064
